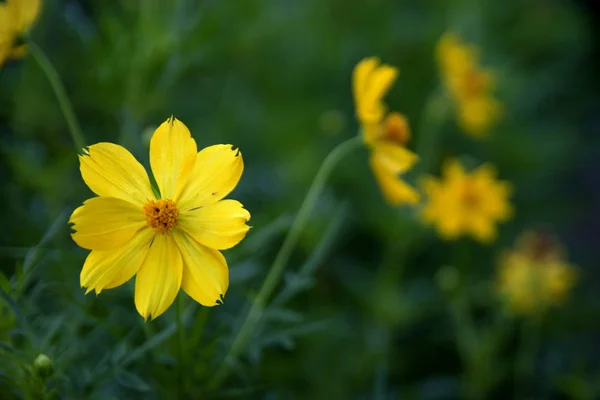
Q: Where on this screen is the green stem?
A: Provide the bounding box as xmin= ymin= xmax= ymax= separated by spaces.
xmin=414 ymin=89 xmax=450 ymax=176
xmin=209 ymin=135 xmax=363 ymax=388
xmin=514 ymin=316 xmax=542 ymax=399
xmin=176 ymin=295 xmax=185 ymax=396
xmin=28 ymin=42 xmax=86 ymax=151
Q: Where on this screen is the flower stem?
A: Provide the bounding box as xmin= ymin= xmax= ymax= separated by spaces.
xmin=209 ymin=135 xmax=363 ymax=389
xmin=514 ymin=316 xmax=542 ymax=399
xmin=176 ymin=295 xmax=185 ymax=396
xmin=415 ymin=89 xmax=450 ymax=175
xmin=28 ymin=42 xmax=86 ymax=151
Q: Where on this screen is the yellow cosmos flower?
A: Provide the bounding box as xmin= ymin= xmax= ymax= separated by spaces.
xmin=497 ymin=230 xmax=577 ymax=315
xmin=436 ymin=32 xmax=502 ymax=138
xmin=421 ymin=159 xmax=512 ymax=243
xmin=352 ymin=57 xmax=420 ymax=205
xmin=0 ymin=0 xmax=41 ymax=66
xmin=69 ymin=117 xmax=250 ymax=320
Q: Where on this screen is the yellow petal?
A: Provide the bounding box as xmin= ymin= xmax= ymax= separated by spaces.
xmin=363 ymin=64 xmax=398 ymax=118
xmin=370 ymin=155 xmax=420 ymax=205
xmin=70 ymin=197 xmax=147 ymax=251
xmin=442 ymin=159 xmax=465 ymax=182
xmin=176 ymin=145 xmax=244 ymax=211
xmin=353 ymin=57 xmax=378 ymax=107
xmin=178 ymin=200 xmax=250 ymax=250
xmin=79 ymin=143 xmax=155 ymax=206
xmin=134 ymin=234 xmax=183 ymax=320
xmin=8 ymin=0 xmax=41 ymax=33
xmin=172 ymin=230 xmax=229 ymax=307
xmin=8 ymin=44 xmax=27 ymax=59
xmin=371 ymin=142 xmax=418 ymax=175
xmin=149 ymin=117 xmax=197 ymax=199
xmin=80 ymin=228 xmax=154 ymax=294
xmin=468 ymin=215 xmax=496 ymax=243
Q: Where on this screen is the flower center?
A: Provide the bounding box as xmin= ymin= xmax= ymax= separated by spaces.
xmin=463 ymin=69 xmax=487 ymax=96
xmin=143 ymin=199 xmax=179 ymax=234
xmin=462 ymin=184 xmax=480 ymax=209
xmin=382 ymin=112 xmax=411 ymax=145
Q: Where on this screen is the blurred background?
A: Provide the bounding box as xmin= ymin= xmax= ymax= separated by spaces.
xmin=1 ymin=0 xmax=599 ymax=399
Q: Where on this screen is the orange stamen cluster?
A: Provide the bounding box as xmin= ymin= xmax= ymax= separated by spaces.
xmin=143 ymin=199 xmax=179 ymax=234
xmin=382 ymin=112 xmax=411 ymax=145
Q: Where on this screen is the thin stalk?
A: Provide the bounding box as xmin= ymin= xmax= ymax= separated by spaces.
xmin=28 ymin=42 xmax=86 ymax=151
xmin=414 ymin=89 xmax=450 ymax=176
xmin=514 ymin=316 xmax=543 ymax=399
xmin=176 ymin=295 xmax=185 ymax=397
xmin=209 ymin=136 xmax=363 ymax=388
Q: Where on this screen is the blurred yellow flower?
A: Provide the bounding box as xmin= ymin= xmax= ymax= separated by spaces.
xmin=352 ymin=57 xmax=420 ymax=205
xmin=421 ymin=159 xmax=512 ymax=243
xmin=0 ymin=0 xmax=41 ymax=66
xmin=69 ymin=117 xmax=250 ymax=320
xmin=497 ymin=230 xmax=577 ymax=315
xmin=436 ymin=32 xmax=502 ymax=138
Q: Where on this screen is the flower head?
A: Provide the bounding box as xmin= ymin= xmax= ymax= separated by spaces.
xmin=0 ymin=0 xmax=41 ymax=66
xmin=436 ymin=32 xmax=502 ymax=138
xmin=69 ymin=117 xmax=250 ymax=320
xmin=352 ymin=57 xmax=420 ymax=205
xmin=421 ymin=159 xmax=512 ymax=243
xmin=497 ymin=230 xmax=577 ymax=315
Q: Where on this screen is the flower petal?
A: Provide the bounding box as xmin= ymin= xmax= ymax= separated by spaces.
xmin=371 ymin=142 xmax=418 ymax=175
xmin=150 ymin=117 xmax=197 ymax=199
xmin=353 ymin=57 xmax=378 ymax=107
xmin=178 ymin=200 xmax=250 ymax=250
xmin=176 ymin=145 xmax=244 ymax=211
xmin=70 ymin=197 xmax=147 ymax=251
xmin=80 ymin=228 xmax=154 ymax=294
xmin=370 ymin=155 xmax=420 ymax=205
xmin=79 ymin=143 xmax=155 ymax=206
xmin=134 ymin=234 xmax=183 ymax=320
xmin=8 ymin=0 xmax=41 ymax=33
xmin=172 ymin=230 xmax=228 ymax=307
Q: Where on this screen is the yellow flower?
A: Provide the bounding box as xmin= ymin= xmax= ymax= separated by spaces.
xmin=436 ymin=32 xmax=502 ymax=138
xmin=421 ymin=159 xmax=512 ymax=243
xmin=497 ymin=230 xmax=577 ymax=315
xmin=69 ymin=117 xmax=250 ymax=320
xmin=352 ymin=57 xmax=420 ymax=205
xmin=0 ymin=0 xmax=41 ymax=66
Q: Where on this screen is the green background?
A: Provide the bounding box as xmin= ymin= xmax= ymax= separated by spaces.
xmin=1 ymin=0 xmax=599 ymax=398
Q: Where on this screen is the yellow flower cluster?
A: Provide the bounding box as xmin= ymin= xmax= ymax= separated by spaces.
xmin=437 ymin=32 xmax=502 ymax=138
xmin=0 ymin=0 xmax=41 ymax=66
xmin=352 ymin=58 xmax=420 ymax=205
xmin=497 ymin=231 xmax=577 ymax=315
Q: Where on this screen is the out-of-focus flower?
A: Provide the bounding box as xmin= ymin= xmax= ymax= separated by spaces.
xmin=352 ymin=57 xmax=420 ymax=205
xmin=497 ymin=230 xmax=577 ymax=315
xmin=421 ymin=159 xmax=512 ymax=243
xmin=69 ymin=117 xmax=250 ymax=320
xmin=436 ymin=32 xmax=502 ymax=138
xmin=0 ymin=0 xmax=41 ymax=66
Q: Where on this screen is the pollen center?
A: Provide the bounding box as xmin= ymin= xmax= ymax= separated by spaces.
xmin=143 ymin=199 xmax=179 ymax=234
xmin=382 ymin=112 xmax=411 ymax=145
xmin=462 ymin=184 xmax=480 ymax=209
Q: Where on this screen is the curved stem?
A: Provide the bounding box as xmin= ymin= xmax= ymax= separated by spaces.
xmin=414 ymin=89 xmax=450 ymax=176
xmin=28 ymin=42 xmax=86 ymax=151
xmin=209 ymin=136 xmax=363 ymax=388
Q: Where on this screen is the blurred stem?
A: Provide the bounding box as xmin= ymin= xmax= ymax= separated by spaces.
xmin=415 ymin=89 xmax=450 ymax=175
xmin=28 ymin=42 xmax=86 ymax=151
xmin=514 ymin=316 xmax=543 ymax=399
xmin=209 ymin=135 xmax=363 ymax=389
xmin=176 ymin=295 xmax=185 ymax=397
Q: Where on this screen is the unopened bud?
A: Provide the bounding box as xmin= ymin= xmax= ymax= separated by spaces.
xmin=33 ymin=354 xmax=53 ymax=379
